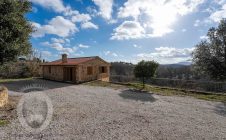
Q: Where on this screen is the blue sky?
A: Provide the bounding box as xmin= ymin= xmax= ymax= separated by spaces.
xmin=27 ymin=0 xmax=226 ymax=64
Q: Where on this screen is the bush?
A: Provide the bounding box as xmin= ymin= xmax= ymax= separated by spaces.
xmin=0 ymin=60 xmax=41 ymax=78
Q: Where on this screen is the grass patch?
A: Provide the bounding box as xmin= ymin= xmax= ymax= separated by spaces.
xmin=0 ymin=77 xmax=33 ymax=83
xmin=128 ymin=82 xmax=226 ymax=102
xmin=0 ymin=119 xmax=9 ymax=127
xmin=85 ymin=81 xmax=226 ymax=102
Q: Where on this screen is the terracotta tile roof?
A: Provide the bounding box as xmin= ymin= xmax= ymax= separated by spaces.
xmin=41 ymin=56 xmax=99 ymax=66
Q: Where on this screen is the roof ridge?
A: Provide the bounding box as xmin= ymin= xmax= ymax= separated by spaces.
xmin=68 ymin=56 xmax=98 ymax=59
xmin=40 ymin=56 xmax=110 ymax=66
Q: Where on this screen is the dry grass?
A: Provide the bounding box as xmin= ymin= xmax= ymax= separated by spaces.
xmin=0 ymin=77 xmax=33 ymax=83
xmin=0 ymin=96 xmax=20 ymax=127
xmin=127 ymin=82 xmax=226 ymax=102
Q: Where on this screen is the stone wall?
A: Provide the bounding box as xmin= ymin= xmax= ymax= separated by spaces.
xmin=42 ymin=66 xmax=65 ymax=81
xmin=0 ymin=86 xmax=8 ymax=107
xmin=78 ymin=58 xmax=110 ymax=82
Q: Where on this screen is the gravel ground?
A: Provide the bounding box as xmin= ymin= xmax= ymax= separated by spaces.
xmin=0 ymin=79 xmax=226 ymax=139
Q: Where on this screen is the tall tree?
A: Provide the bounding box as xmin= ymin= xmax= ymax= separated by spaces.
xmin=134 ymin=60 xmax=159 ymax=88
xmin=193 ymin=19 xmax=226 ymax=80
xmin=0 ymin=0 xmax=33 ymax=64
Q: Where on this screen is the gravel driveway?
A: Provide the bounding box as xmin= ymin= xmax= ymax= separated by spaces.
xmin=0 ymin=79 xmax=226 ymax=139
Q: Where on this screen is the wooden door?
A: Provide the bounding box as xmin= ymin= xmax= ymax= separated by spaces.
xmin=63 ymin=67 xmax=76 ymax=82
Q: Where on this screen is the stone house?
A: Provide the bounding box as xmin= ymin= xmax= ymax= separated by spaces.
xmin=41 ymin=54 xmax=110 ymax=83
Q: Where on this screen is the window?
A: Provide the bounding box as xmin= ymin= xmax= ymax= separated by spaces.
xmin=99 ymin=66 xmax=107 ymax=73
xmin=48 ymin=66 xmax=51 ymax=74
xmin=87 ymin=66 xmax=93 ymax=75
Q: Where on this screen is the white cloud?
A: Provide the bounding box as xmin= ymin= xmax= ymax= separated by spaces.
xmin=31 ymin=22 xmax=42 ymax=37
xmin=72 ymin=50 xmax=85 ymax=57
xmin=32 ymin=16 xmax=78 ymax=38
xmin=111 ymin=21 xmax=145 ymax=40
xmin=30 ymin=0 xmax=66 ymax=13
xmin=71 ymin=13 xmax=91 ymax=23
xmin=92 ymin=0 xmax=113 ymax=20
xmin=136 ymin=47 xmax=194 ymax=64
xmin=51 ymin=38 xmax=65 ymax=44
xmin=200 ymin=35 xmax=208 ymax=40
xmin=215 ymin=0 xmax=226 ymax=5
xmin=133 ymin=44 xmax=142 ymax=48
xmin=30 ymin=2 xmax=98 ymax=36
xmin=182 ymin=29 xmax=187 ymax=32
xmin=30 ymin=0 xmax=81 ymax=16
xmin=41 ymin=51 xmax=52 ymax=57
xmin=41 ymin=41 xmax=74 ymax=54
xmin=50 ymin=38 xmax=71 ymax=48
xmin=104 ymin=51 xmax=111 ymax=55
xmin=81 ymin=22 xmax=99 ymax=29
xmin=78 ymin=44 xmax=90 ymax=48
xmin=30 ymin=0 xmax=94 ymax=21
xmin=194 ymin=19 xmax=201 ymax=27
xmin=104 ymin=51 xmax=118 ymax=57
xmin=65 ymin=39 xmax=70 ymax=43
xmin=107 ymin=19 xmax=118 ymax=24
xmin=116 ymin=0 xmax=204 ymax=39
xmin=32 ymin=7 xmax=38 ymax=13
xmin=72 ymin=46 xmax=79 ymax=52
xmin=40 ymin=41 xmax=50 ymax=46
xmin=86 ymin=6 xmax=99 ymax=17
xmin=209 ymin=4 xmax=226 ymax=22
xmin=112 ymin=53 xmax=118 ymax=57
xmin=64 ymin=7 xmax=81 ymax=16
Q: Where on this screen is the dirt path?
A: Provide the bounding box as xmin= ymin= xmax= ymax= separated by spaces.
xmin=0 ymin=80 xmax=226 ymax=139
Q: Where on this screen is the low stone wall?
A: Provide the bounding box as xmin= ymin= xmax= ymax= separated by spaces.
xmin=0 ymin=86 xmax=8 ymax=107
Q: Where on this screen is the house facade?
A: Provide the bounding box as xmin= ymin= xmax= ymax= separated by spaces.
xmin=41 ymin=54 xmax=110 ymax=83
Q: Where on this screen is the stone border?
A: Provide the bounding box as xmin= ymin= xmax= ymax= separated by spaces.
xmin=0 ymin=86 xmax=8 ymax=107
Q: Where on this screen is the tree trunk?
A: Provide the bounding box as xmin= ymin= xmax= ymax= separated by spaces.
xmin=224 ymin=47 xmax=226 ymax=66
xmin=142 ymin=77 xmax=145 ymax=89
xmin=224 ymin=36 xmax=226 ymax=66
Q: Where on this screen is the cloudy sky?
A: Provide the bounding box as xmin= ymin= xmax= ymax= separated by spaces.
xmin=28 ymin=0 xmax=225 ymax=64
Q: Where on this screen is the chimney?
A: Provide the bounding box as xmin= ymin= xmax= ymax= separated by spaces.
xmin=62 ymin=54 xmax=67 ymax=63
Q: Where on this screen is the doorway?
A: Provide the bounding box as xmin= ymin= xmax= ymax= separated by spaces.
xmin=63 ymin=67 xmax=76 ymax=82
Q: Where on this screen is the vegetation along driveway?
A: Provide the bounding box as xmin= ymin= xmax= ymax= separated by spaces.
xmin=0 ymin=79 xmax=226 ymax=139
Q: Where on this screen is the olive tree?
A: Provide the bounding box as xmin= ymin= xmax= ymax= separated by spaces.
xmin=0 ymin=0 xmax=33 ymax=64
xmin=192 ymin=19 xmax=226 ymax=80
xmin=134 ymin=60 xmax=159 ymax=88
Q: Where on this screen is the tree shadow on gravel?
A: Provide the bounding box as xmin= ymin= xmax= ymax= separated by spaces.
xmin=119 ymin=89 xmax=156 ymax=102
xmin=214 ymin=102 xmax=226 ymax=117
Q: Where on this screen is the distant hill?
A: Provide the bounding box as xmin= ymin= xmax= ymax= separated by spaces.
xmin=175 ymin=61 xmax=192 ymax=66
xmin=162 ymin=61 xmax=192 ymax=68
